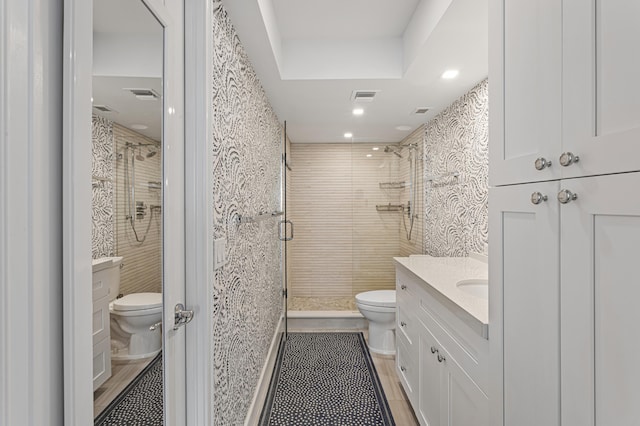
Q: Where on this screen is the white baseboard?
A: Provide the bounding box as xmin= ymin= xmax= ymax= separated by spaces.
xmin=244 ymin=315 xmax=284 ymax=426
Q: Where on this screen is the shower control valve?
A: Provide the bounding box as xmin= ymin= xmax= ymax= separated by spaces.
xmin=136 ymin=201 xmax=148 ymax=219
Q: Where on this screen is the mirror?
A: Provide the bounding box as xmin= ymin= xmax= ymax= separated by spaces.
xmin=91 ymin=0 xmax=164 ymax=422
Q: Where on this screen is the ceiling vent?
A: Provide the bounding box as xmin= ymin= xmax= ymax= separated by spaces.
xmin=124 ymin=88 xmax=160 ymax=100
xmin=412 ymin=107 xmax=431 ymax=115
xmin=93 ymin=105 xmax=116 ymax=113
xmin=351 ymin=90 xmax=380 ymax=103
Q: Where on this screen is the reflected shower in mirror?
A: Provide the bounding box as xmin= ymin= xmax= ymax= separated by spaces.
xmin=91 ymin=0 xmax=165 ymax=422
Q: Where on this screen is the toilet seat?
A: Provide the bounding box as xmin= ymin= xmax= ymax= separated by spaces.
xmin=355 ymin=290 xmax=396 ymax=308
xmin=111 ymin=292 xmax=162 ymax=316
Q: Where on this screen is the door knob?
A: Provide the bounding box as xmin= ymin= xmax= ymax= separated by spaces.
xmin=173 ymin=303 xmax=194 ymax=330
xmin=534 ymin=157 xmax=552 ymax=170
xmin=557 ymin=189 xmax=578 ymax=204
xmin=530 ymin=192 xmax=548 ymax=205
xmin=559 ymin=152 xmax=580 ymax=167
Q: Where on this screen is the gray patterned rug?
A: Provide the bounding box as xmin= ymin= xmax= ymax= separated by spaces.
xmin=94 ymin=353 xmax=163 ymax=426
xmin=259 ymin=332 xmax=395 ymax=426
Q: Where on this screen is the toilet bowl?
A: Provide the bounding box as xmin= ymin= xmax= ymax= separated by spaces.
xmin=100 ymin=256 xmax=163 ymax=362
xmin=110 ymin=292 xmax=162 ymax=362
xmin=355 ymin=290 xmax=396 ymax=355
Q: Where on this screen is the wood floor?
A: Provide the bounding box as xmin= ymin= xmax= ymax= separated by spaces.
xmin=370 ymin=351 xmax=419 ymax=425
xmin=93 ymin=357 xmax=153 ymax=418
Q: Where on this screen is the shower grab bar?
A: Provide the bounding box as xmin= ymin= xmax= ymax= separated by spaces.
xmin=426 ymin=171 xmax=460 ymax=183
xmin=236 ymin=210 xmax=284 ymax=224
xmin=376 ymin=204 xmax=405 ymax=212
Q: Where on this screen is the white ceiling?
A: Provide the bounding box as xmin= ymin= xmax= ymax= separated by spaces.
xmin=92 ymin=0 xmax=163 ymax=141
xmin=223 ymin=0 xmax=488 ymax=143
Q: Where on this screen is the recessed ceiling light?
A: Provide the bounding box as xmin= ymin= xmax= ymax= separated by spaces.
xmin=442 ymin=69 xmax=459 ymax=79
xmin=396 ymin=125 xmax=412 ymax=131
xmin=130 ymin=124 xmax=148 ymax=130
xmin=344 ymin=132 xmax=353 ymax=138
xmin=366 ymin=154 xmax=373 ymax=158
xmin=372 ymin=147 xmax=379 ymax=151
xmin=353 ymin=108 xmax=364 ymax=116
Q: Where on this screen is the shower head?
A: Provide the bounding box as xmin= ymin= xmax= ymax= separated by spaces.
xmin=384 ymin=146 xmax=403 ymax=158
xmin=146 ymin=149 xmax=157 ymax=158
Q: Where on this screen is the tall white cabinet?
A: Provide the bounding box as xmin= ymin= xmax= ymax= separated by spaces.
xmin=490 ymin=1 xmax=640 ymax=425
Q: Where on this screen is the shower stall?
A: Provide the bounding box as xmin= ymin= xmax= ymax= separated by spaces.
xmin=286 ymin=135 xmax=424 ymax=314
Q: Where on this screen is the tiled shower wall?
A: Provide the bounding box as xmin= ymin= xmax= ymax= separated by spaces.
xmin=398 ymin=127 xmax=425 ymax=257
xmin=424 ymin=79 xmax=489 ymax=257
xmin=288 ymin=143 xmax=403 ymax=302
xmin=211 ymin=2 xmax=283 ymax=424
xmin=113 ymin=125 xmax=162 ymax=295
xmin=91 ymin=114 xmax=162 ymax=295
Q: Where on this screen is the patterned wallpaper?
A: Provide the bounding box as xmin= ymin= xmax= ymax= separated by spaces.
xmin=424 ymin=79 xmax=489 ymax=257
xmin=92 ymin=114 xmax=115 ymax=259
xmin=211 ymin=2 xmax=283 ymax=424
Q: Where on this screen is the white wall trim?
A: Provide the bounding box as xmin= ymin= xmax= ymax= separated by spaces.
xmin=244 ymin=316 xmax=285 ymax=426
xmin=185 ymin=0 xmax=214 ymax=424
xmin=2 ymin=0 xmax=65 ymax=423
xmin=62 ymin=0 xmax=94 ymax=424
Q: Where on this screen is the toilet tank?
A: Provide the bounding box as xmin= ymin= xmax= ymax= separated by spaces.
xmin=92 ymin=256 xmax=123 ymax=302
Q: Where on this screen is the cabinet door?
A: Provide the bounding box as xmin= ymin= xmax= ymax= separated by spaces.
xmin=561 ymin=172 xmax=640 ymax=426
xmin=488 ymin=182 xmax=561 ymax=426
xmin=562 ymin=0 xmax=640 ymax=178
xmin=441 ymin=346 xmax=489 ymax=426
xmin=418 ymin=320 xmax=443 ymax=426
xmin=489 ymin=0 xmax=562 ymax=186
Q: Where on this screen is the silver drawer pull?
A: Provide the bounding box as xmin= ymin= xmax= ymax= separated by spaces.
xmin=400 ymin=321 xmax=407 ymax=327
xmin=400 ymin=284 xmax=407 ymax=290
xmin=437 ymin=353 xmax=446 ymax=363
xmin=430 ymin=346 xmax=438 ymax=354
xmin=400 ymin=365 xmax=406 ymax=372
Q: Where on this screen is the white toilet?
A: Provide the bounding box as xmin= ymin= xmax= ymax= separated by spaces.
xmin=355 ymin=290 xmax=396 ymax=355
xmin=106 ymin=257 xmax=163 ymax=362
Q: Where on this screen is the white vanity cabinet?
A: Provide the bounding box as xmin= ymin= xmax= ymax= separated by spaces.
xmin=395 ymin=266 xmax=489 ymax=426
xmin=92 ymin=261 xmax=112 ymax=391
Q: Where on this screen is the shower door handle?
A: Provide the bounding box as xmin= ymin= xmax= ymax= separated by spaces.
xmin=279 ymin=220 xmax=294 ymax=241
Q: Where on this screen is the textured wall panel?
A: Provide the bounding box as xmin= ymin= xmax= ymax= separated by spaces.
xmin=92 ymin=115 xmax=115 ymax=259
xmin=211 ymin=3 xmax=283 ymax=423
xmin=424 ymin=79 xmax=489 ymax=257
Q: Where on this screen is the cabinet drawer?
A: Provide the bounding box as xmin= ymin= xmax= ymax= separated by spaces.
xmin=396 ymin=337 xmax=417 ymax=407
xmin=92 ymin=267 xmax=111 ymax=301
xmin=417 ymin=302 xmax=488 ymax=394
xmin=397 ymin=303 xmax=418 ymax=347
xmin=93 ymin=337 xmax=112 ymax=391
xmin=93 ymin=295 xmax=111 ymax=346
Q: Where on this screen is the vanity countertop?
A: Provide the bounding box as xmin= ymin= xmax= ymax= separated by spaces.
xmin=393 ymin=254 xmax=488 ymax=338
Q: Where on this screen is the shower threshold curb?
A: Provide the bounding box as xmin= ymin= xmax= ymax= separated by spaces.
xmin=287 ymin=311 xmax=367 ymax=331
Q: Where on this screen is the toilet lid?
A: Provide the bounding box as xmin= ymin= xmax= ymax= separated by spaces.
xmin=112 ymin=292 xmax=162 ymax=311
xmin=355 ymin=290 xmax=396 ymax=307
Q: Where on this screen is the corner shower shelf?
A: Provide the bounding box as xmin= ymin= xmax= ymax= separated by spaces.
xmin=379 ymin=181 xmax=406 ymax=189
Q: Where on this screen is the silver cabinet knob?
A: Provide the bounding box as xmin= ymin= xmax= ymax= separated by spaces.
xmin=430 ymin=346 xmax=438 ymax=354
xmin=534 ymin=157 xmax=552 ymax=170
xmin=530 ymin=192 xmax=548 ymax=205
xmin=558 ymin=189 xmax=578 ymax=204
xmin=559 ymin=152 xmax=580 ymax=167
xmin=400 ymin=365 xmax=406 ymax=372
xmin=437 ymin=353 xmax=446 ymax=363
xmin=400 ymin=321 xmax=407 ymax=327
xmin=400 ymin=284 xmax=407 ymax=290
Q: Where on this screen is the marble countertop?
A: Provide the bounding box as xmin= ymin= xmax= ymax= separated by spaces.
xmin=393 ymin=254 xmax=488 ymax=338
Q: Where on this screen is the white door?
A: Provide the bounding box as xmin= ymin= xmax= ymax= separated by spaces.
xmin=561 ymin=172 xmax=640 ymax=426
xmin=63 ymin=0 xmax=188 ymax=424
xmin=489 ymin=0 xmax=562 ymax=186
xmin=488 ymin=181 xmax=561 ymax=426
xmin=562 ymin=0 xmax=640 ymax=178
xmin=418 ymin=321 xmax=443 ymax=426
xmin=442 ymin=347 xmax=489 ymax=426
